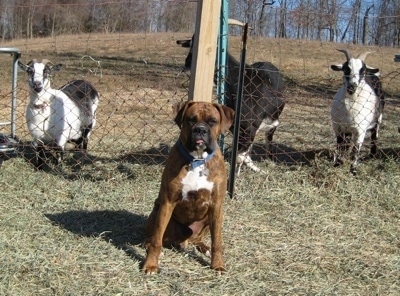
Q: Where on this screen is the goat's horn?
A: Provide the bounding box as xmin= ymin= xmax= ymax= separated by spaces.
xmin=228 ymin=18 xmax=246 ymax=27
xmin=357 ymin=51 xmax=373 ymax=62
xmin=337 ymin=49 xmax=352 ymax=60
xmin=41 ymin=59 xmax=54 ymax=65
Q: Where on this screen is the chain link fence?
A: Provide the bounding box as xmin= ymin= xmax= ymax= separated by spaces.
xmin=1 ymin=29 xmax=400 ymax=177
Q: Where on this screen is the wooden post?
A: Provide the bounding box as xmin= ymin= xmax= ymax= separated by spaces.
xmin=188 ymin=0 xmax=221 ymax=102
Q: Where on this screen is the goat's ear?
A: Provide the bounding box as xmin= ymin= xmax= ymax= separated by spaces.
xmin=214 ymin=103 xmax=235 ymax=134
xmin=366 ymin=66 xmax=380 ymax=74
xmin=331 ymin=64 xmax=343 ymax=71
xmin=50 ymin=64 xmax=63 ymax=72
xmin=18 ymin=60 xmax=28 ymax=71
xmin=176 ymin=39 xmax=192 ymax=48
xmin=173 ymin=101 xmax=190 ymax=128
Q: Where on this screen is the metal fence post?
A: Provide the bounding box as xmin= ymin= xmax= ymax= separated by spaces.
xmin=0 ymin=47 xmax=21 ymax=139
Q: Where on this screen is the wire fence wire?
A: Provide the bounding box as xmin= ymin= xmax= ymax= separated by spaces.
xmin=0 ymin=32 xmax=400 ymax=177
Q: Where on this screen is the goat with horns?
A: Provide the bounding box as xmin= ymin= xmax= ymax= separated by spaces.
xmin=19 ymin=59 xmax=99 ymax=170
xmin=330 ymin=49 xmax=384 ymax=173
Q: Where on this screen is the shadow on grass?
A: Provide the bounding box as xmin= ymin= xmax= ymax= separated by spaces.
xmin=227 ymin=141 xmax=333 ymax=166
xmin=45 ymin=210 xmax=147 ymax=263
xmin=8 ymin=139 xmax=400 ymax=178
xmin=8 ymin=141 xmax=169 ymax=181
xmin=118 ymin=143 xmax=170 ymax=165
xmin=45 ymin=209 xmax=214 ymax=270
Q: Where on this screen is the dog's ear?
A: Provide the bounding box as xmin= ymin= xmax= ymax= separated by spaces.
xmin=173 ymin=101 xmax=190 ymax=128
xmin=214 ymin=104 xmax=235 ymax=134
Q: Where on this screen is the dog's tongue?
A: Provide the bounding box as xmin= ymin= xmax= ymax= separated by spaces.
xmin=196 ymin=139 xmax=204 ymax=145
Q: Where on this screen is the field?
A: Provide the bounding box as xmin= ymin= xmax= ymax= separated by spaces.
xmin=0 ymin=33 xmax=400 ymax=295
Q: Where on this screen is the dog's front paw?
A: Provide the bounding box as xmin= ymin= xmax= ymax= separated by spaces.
xmin=211 ymin=256 xmax=225 ymax=273
xmin=212 ymin=265 xmax=227 ymax=274
xmin=142 ymin=262 xmax=159 ymax=275
xmin=195 ymin=242 xmax=211 ymax=257
xmin=142 ymin=255 xmax=160 ymax=275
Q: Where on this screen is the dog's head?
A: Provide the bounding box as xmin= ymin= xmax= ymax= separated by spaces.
xmin=173 ymin=101 xmax=234 ymax=156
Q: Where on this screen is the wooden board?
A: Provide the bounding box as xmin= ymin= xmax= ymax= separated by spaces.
xmin=188 ymin=0 xmax=221 ymax=102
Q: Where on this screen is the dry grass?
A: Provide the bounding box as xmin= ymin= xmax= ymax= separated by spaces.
xmin=0 ymin=33 xmax=399 ymax=295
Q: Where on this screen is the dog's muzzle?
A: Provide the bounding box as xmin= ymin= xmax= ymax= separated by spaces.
xmin=192 ymin=123 xmax=211 ymax=151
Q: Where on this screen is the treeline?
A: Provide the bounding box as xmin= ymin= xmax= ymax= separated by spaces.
xmin=1 ymin=0 xmax=399 ymax=46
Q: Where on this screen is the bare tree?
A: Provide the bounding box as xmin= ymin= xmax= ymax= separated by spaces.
xmin=26 ymin=0 xmax=35 ymax=39
xmin=362 ymin=4 xmax=374 ymax=45
xmin=258 ymin=1 xmax=275 ymax=37
xmin=340 ymin=0 xmax=360 ymax=43
xmin=278 ymin=0 xmax=287 ymax=38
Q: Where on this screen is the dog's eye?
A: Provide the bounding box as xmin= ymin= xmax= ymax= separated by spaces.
xmin=186 ymin=117 xmax=196 ymax=125
xmin=208 ymin=119 xmax=218 ymax=127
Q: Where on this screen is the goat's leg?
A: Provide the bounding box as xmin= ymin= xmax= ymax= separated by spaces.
xmin=350 ymin=144 xmax=362 ymax=174
xmin=265 ymin=126 xmax=277 ymax=159
xmin=235 ymin=127 xmax=262 ymax=176
xmin=370 ymin=122 xmax=380 ymax=158
xmin=54 ymin=146 xmax=65 ymax=166
xmin=80 ymin=127 xmax=92 ymax=151
xmin=55 ymin=135 xmax=68 ymax=167
xmin=350 ymin=132 xmax=366 ymax=174
xmin=236 ymin=145 xmax=261 ymax=176
xmin=334 ymin=133 xmax=347 ymax=167
xmin=34 ymin=144 xmax=47 ymax=170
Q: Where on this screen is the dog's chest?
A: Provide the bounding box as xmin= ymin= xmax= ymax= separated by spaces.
xmin=181 ymin=165 xmax=214 ymax=201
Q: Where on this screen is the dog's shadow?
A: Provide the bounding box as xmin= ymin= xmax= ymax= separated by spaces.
xmin=45 ymin=210 xmax=147 ymax=263
xmin=45 ymin=210 xmax=214 ymax=270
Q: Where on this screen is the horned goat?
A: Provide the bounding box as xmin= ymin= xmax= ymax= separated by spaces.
xmin=177 ymin=20 xmax=285 ymax=176
xmin=18 ymin=59 xmax=99 ymax=169
xmin=330 ymin=49 xmax=384 ymax=173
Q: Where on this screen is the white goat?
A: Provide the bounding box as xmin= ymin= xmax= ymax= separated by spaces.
xmin=18 ymin=59 xmax=99 ymax=169
xmin=330 ymin=49 xmax=384 ymax=173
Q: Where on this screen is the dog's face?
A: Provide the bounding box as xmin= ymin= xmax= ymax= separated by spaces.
xmin=173 ymin=101 xmax=234 ymax=156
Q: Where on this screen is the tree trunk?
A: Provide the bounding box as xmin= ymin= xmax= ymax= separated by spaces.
xmin=279 ymin=0 xmax=287 ymax=38
xmin=362 ymin=5 xmax=374 ymax=45
xmin=258 ymin=1 xmax=275 ymax=37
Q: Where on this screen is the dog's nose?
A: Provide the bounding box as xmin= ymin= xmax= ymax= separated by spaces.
xmin=193 ymin=124 xmax=208 ymax=137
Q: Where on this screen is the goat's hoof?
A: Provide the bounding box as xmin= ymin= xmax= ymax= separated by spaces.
xmin=333 ymin=159 xmax=343 ymax=167
xmin=349 ymin=167 xmax=357 ymax=175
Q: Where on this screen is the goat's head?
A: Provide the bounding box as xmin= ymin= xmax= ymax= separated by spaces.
xmin=18 ymin=59 xmax=63 ymax=93
xmin=176 ymin=36 xmax=193 ymax=68
xmin=177 ymin=19 xmax=247 ymax=69
xmin=331 ymin=49 xmax=379 ymax=95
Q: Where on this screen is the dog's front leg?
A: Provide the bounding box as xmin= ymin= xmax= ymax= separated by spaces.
xmin=209 ymin=198 xmax=225 ymax=272
xmin=143 ymin=200 xmax=175 ymax=274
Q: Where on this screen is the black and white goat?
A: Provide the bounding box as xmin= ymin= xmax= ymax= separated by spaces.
xmin=177 ymin=24 xmax=285 ymax=176
xmin=19 ymin=59 xmax=99 ymax=169
xmin=330 ymin=49 xmax=384 ymax=173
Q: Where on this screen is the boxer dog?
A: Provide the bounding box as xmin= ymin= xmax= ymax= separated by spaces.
xmin=142 ymin=101 xmax=234 ymax=274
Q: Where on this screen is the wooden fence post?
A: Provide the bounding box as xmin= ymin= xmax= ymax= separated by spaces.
xmin=188 ymin=0 xmax=221 ymax=102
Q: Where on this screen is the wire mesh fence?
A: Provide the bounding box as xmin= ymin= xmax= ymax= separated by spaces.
xmin=0 ymin=30 xmax=400 ymax=177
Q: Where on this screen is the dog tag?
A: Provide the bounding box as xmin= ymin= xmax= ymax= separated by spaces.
xmin=200 ymin=167 xmax=209 ymax=177
xmin=198 ymin=163 xmax=209 ymax=176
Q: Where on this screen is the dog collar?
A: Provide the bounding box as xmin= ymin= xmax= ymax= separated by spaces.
xmin=177 ymin=140 xmax=215 ymax=170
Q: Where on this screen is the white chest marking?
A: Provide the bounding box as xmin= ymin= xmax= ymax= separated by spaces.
xmin=181 ymin=166 xmax=214 ymax=200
